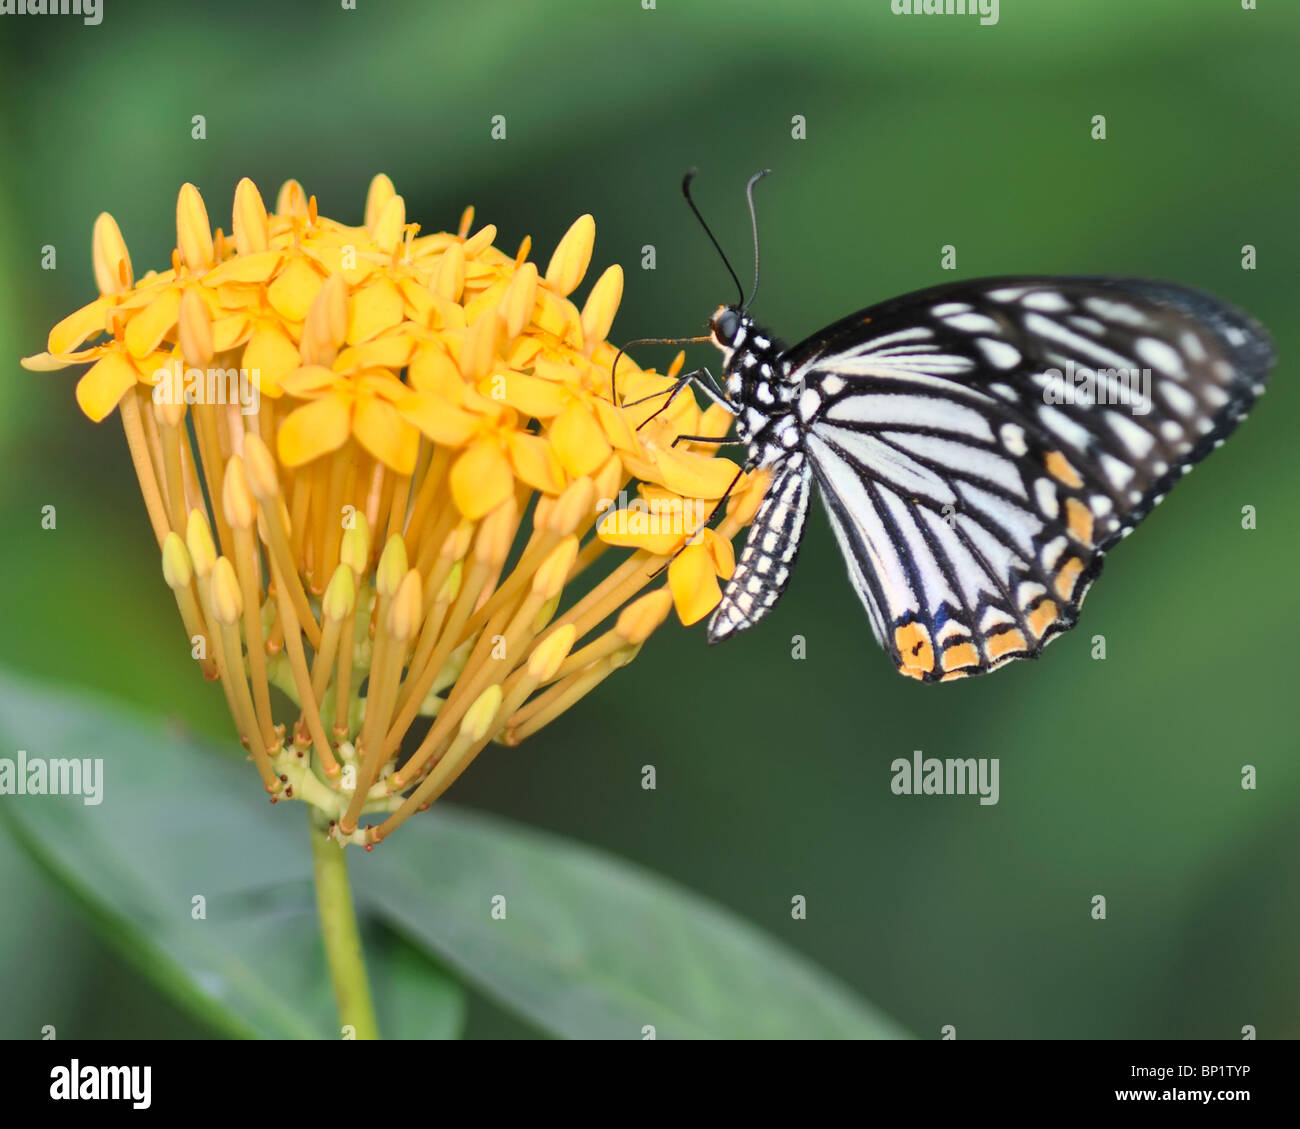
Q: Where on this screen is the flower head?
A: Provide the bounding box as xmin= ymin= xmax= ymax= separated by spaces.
xmin=24 ymin=176 xmax=763 ymax=845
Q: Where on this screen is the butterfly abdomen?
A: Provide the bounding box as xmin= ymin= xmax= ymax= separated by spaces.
xmin=707 ymin=453 xmax=814 ymax=644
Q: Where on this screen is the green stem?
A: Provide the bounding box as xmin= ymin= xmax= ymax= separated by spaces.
xmin=309 ymin=810 xmax=380 ymax=1039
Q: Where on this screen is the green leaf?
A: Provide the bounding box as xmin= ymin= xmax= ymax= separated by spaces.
xmin=364 ymin=809 xmax=908 ymax=1039
xmin=0 ymin=670 xmax=463 ymax=1040
xmin=0 ymin=668 xmax=905 ymax=1039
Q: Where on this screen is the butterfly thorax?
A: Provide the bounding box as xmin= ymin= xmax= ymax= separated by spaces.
xmin=709 ymin=305 xmax=800 ymax=470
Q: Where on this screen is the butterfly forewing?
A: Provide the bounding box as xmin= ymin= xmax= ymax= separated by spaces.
xmin=779 ymin=276 xmax=1273 ymax=681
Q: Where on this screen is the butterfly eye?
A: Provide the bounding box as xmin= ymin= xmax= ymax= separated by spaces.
xmin=711 ymin=307 xmax=741 ymax=345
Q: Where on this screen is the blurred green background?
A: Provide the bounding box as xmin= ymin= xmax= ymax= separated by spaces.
xmin=1 ymin=0 xmax=1296 ymax=1039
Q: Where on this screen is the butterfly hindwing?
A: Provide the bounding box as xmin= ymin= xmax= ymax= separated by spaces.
xmin=788 ymin=276 xmax=1273 ymax=681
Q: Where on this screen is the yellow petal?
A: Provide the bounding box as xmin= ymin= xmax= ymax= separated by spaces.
xmin=726 ymin=468 xmax=770 ymax=525
xmin=580 ymin=264 xmax=623 ymax=348
xmin=203 ymin=250 xmax=282 ymax=286
xmin=177 ymin=287 xmax=213 ymax=367
xmin=242 ymin=325 xmax=301 ymax=398
xmin=459 ymin=310 xmax=499 ymax=381
xmin=549 ymin=401 xmax=611 ymax=477
xmin=92 ymin=213 xmax=133 ymax=295
xmin=124 ymin=287 xmax=182 ymax=359
xmin=533 ymin=286 xmax=581 ymax=343
xmin=434 ymin=242 xmax=466 ymax=302
xmin=277 ymin=395 xmax=351 ymax=466
xmin=653 ymin=445 xmax=741 ymax=499
xmin=597 ymin=513 xmax=681 ymax=555
xmin=279 ymin=364 xmax=344 ymax=397
xmin=354 ymin=394 xmax=419 ymax=474
xmin=396 ymin=391 xmax=478 ymax=446
xmin=399 ymin=276 xmax=438 ymax=325
xmin=694 ymin=401 xmax=736 ymax=447
xmin=48 ymin=296 xmax=110 ymax=355
xmin=365 ymin=174 xmax=397 ymax=233
xmin=544 ymin=214 xmax=595 ymax=297
xmin=462 ymin=276 xmax=511 ymax=326
xmin=500 ymin=261 xmax=538 ymax=338
xmin=700 ymin=527 xmax=735 ymax=580
xmin=75 ymin=352 xmax=138 ymax=422
xmin=408 ymin=343 xmax=465 ymax=397
xmin=176 ymin=183 xmax=215 ymax=272
xmin=335 ymin=335 xmax=415 ymax=373
xmin=668 ymin=543 xmax=723 ymax=625
xmin=267 ymin=257 xmax=324 ymax=322
xmin=506 ymin=432 xmax=566 ymax=495
xmin=346 ymin=277 xmax=404 ymax=344
xmin=463 ymin=223 xmax=498 ymax=259
xmin=212 ymin=314 xmax=252 ymax=352
xmin=302 ymin=273 xmax=350 ymax=365
xmin=493 ymin=371 xmax=568 ymax=419
xmin=593 ymin=396 xmax=637 ymax=451
xmin=232 ymin=177 xmax=270 ymax=256
xmin=276 ymin=179 xmax=309 ymax=219
xmin=21 ymin=351 xmax=75 ymax=371
xmin=372 ymin=195 xmax=406 ymax=256
xmin=450 ymin=442 xmax=515 ymax=519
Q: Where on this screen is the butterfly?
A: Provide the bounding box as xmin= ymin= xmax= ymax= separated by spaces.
xmin=661 ymin=171 xmax=1275 ymax=682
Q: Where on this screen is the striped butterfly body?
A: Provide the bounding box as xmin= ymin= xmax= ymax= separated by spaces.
xmin=701 ymin=275 xmax=1274 ymax=681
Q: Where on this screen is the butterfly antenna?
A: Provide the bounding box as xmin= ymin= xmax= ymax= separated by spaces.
xmin=682 ymin=169 xmax=744 ymax=306
xmin=743 ymin=168 xmax=770 ymax=311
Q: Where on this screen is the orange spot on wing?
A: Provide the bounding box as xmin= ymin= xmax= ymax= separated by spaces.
xmin=1055 ymin=557 xmax=1085 ymax=601
xmin=1027 ymin=599 xmax=1059 ymax=638
xmin=941 ymin=641 xmax=980 ymax=672
xmin=986 ymin=628 xmax=1029 ymax=660
xmin=894 ymin=621 xmax=935 ymax=677
xmin=1064 ymin=497 xmax=1094 ymax=545
xmin=1045 ymin=451 xmax=1083 ymax=488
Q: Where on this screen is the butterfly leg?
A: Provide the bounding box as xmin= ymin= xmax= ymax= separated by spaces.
xmin=646 ymin=465 xmax=746 ymax=580
xmin=633 ymin=367 xmax=734 ymax=432
xmin=671 ymin=433 xmax=743 ymax=448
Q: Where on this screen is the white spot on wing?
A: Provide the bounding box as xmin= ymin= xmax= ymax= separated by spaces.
xmin=1034 ymin=477 xmax=1059 ymax=519
xmin=1021 ymin=291 xmax=1070 ymax=312
xmin=1099 ymin=451 xmax=1136 ymax=490
xmin=989 ymin=286 xmax=1029 ymax=302
xmin=1083 ymin=297 xmax=1151 ymax=327
xmin=1159 ymin=382 xmax=1199 ymax=418
xmin=1135 ymin=336 xmax=1187 ymax=380
xmin=1000 ymin=423 xmax=1027 ymax=456
xmin=943 ymin=312 xmax=1002 ymax=334
xmin=797 ymin=388 xmax=821 ymax=421
xmin=978 ymin=338 xmax=1021 ymax=370
xmin=1107 ymin=413 xmax=1156 ymax=458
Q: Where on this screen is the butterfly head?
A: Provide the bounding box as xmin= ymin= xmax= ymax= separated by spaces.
xmin=708 ymin=304 xmax=749 ymax=352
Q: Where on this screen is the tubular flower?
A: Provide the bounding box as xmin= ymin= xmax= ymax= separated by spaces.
xmin=23 ymin=176 xmax=766 ymax=846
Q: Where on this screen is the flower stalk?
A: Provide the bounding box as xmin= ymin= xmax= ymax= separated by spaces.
xmin=308 ymin=810 xmax=379 ymax=1039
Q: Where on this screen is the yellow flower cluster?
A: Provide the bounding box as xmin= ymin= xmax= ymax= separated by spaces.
xmin=23 ymin=176 xmax=767 ymax=846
